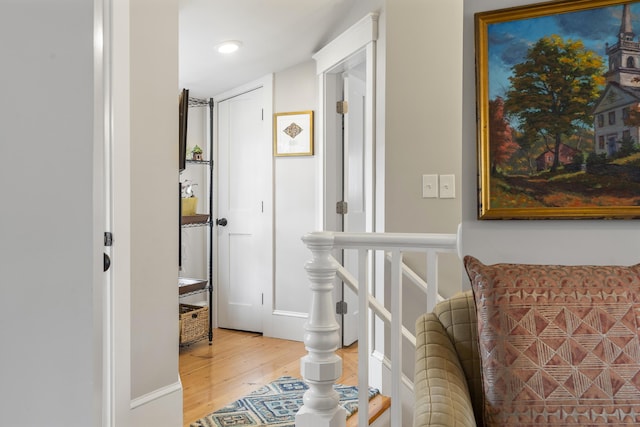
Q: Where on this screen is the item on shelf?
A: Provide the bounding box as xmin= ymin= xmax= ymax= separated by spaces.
xmin=191 ymin=144 xmax=203 ymax=160
xmin=179 ymin=303 xmax=209 ymax=345
xmin=181 ymin=197 xmax=198 ymax=216
xmin=180 ymin=214 xmax=209 ymax=225
xmin=181 ymin=180 xmax=197 ymax=197
xmin=178 ymin=278 xmax=208 ymax=295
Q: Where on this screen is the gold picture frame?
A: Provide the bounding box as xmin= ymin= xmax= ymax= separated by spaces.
xmin=273 ymin=111 xmax=314 ymax=156
xmin=476 ymin=0 xmax=640 ymax=219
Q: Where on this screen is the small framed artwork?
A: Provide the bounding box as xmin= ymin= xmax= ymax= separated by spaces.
xmin=273 ymin=111 xmax=314 ymax=156
xmin=476 ymin=0 xmax=640 ymax=219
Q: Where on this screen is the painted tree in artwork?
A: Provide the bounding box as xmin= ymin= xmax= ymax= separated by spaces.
xmin=513 ymin=124 xmax=539 ymax=175
xmin=489 ymin=96 xmax=519 ymax=174
xmin=505 ymin=35 xmax=605 ymax=171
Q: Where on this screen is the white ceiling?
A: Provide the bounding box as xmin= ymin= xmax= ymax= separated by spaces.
xmin=178 ymin=0 xmax=375 ymax=98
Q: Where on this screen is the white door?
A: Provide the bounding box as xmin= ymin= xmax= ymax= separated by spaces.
xmin=217 ymin=87 xmax=271 ymax=333
xmin=342 ymin=68 xmax=367 ymax=346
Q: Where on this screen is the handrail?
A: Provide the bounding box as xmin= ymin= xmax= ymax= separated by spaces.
xmin=296 ymin=230 xmax=459 ymax=427
xmin=331 ymin=231 xmax=457 ymax=251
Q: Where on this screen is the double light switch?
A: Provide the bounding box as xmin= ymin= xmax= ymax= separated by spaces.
xmin=422 ymin=174 xmax=455 ymax=199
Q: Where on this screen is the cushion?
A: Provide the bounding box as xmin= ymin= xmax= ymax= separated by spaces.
xmin=464 ymin=255 xmax=640 ymax=426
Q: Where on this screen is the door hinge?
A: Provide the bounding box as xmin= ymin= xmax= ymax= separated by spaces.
xmin=336 ymin=201 xmax=348 ymax=215
xmin=336 ymin=300 xmax=348 ymax=315
xmin=336 ymin=101 xmax=348 ymax=115
xmin=104 ymin=232 xmax=113 ymax=246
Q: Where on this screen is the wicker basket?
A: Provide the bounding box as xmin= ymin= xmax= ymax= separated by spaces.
xmin=179 ymin=304 xmax=209 ymax=345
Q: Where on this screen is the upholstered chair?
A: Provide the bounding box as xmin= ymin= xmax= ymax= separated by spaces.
xmin=414 ymin=257 xmax=640 ymax=427
xmin=413 ymin=290 xmax=482 ymax=427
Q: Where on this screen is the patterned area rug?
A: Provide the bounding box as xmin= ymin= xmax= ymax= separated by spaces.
xmin=190 ymin=376 xmax=379 ymax=427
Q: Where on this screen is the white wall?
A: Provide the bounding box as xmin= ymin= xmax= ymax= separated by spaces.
xmin=385 ymin=0 xmax=463 ymax=233
xmin=384 ymin=0 xmax=463 ymax=304
xmin=268 ymin=12 xmax=387 ymax=342
xmin=384 ymin=0 xmax=464 ymax=347
xmin=0 ymin=1 xmax=99 ymax=425
xmin=271 ymin=60 xmax=319 ymax=338
xmin=111 ymin=0 xmax=183 ymax=424
xmin=379 ymin=0 xmax=640 ymax=345
xmin=381 ymin=5 xmax=464 ymax=418
xmin=129 ymin=1 xmax=182 ymax=416
xmin=460 ymin=0 xmax=640 ymax=269
xmin=326 ymin=0 xmax=384 ymax=43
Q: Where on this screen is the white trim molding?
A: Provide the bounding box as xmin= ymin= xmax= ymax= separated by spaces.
xmin=312 ymin=13 xmax=380 ymax=363
xmin=313 ymin=13 xmax=379 ymax=74
xmin=129 ymin=380 xmax=183 ymax=427
xmin=272 ymin=309 xmax=308 ymax=319
xmin=130 ymin=380 xmax=183 ymax=410
xmin=266 ymin=310 xmax=308 ymax=342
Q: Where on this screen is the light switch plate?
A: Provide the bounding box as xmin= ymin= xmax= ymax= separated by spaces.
xmin=422 ymin=174 xmax=438 ymax=198
xmin=439 ymin=174 xmax=455 ymax=198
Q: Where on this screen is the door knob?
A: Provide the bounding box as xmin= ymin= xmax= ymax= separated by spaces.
xmin=216 ymin=218 xmax=228 ymax=226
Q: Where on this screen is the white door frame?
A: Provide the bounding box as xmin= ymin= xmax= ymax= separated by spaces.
xmin=104 ymin=0 xmax=133 ymax=425
xmin=313 ymin=12 xmax=381 ymax=388
xmin=212 ymin=75 xmax=274 ymax=332
xmin=313 ymin=13 xmax=378 ymax=346
xmin=313 ymin=13 xmax=378 ymax=234
xmin=96 ymin=0 xmax=110 ymax=424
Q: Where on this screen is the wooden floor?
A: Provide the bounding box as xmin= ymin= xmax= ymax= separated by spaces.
xmin=179 ymin=328 xmax=386 ymax=427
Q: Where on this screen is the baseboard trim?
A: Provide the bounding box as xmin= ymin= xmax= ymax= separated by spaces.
xmin=129 ymin=378 xmax=183 ymax=427
xmin=130 ymin=379 xmax=182 ymax=410
xmin=264 ymin=310 xmax=308 ymax=341
xmin=272 ymin=309 xmax=308 ymax=319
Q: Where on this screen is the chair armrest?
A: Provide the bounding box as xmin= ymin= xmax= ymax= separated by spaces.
xmin=413 ymin=313 xmax=477 ymax=427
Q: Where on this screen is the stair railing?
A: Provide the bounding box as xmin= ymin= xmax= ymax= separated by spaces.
xmin=295 ymin=230 xmax=459 ymax=427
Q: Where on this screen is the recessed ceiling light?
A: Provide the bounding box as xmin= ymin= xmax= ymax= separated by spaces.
xmin=216 ymin=40 xmax=242 ymax=54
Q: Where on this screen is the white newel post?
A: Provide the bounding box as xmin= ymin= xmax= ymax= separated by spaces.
xmin=296 ymin=232 xmax=347 ymax=427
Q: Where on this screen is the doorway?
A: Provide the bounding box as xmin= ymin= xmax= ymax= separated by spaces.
xmin=313 ymin=14 xmax=378 ymax=347
xmin=341 ymin=65 xmax=367 ymax=346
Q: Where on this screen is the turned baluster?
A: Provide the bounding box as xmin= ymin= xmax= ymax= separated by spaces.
xmin=296 ymin=232 xmax=346 ymax=427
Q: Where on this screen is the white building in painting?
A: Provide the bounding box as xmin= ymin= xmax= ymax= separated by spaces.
xmin=593 ymin=4 xmax=640 ymax=156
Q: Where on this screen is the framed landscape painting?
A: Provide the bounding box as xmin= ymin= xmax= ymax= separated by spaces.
xmin=476 ymin=0 xmax=640 ymax=219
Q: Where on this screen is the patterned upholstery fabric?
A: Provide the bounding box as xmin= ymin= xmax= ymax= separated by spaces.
xmin=464 ymin=256 xmax=640 ymax=427
xmin=413 ymin=291 xmax=482 ymax=427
